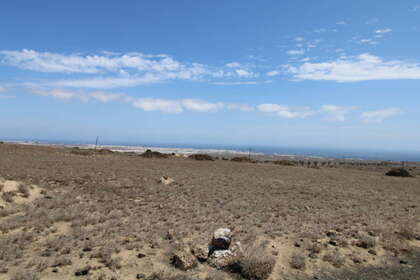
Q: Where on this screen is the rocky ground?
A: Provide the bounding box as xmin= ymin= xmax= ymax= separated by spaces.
xmin=0 ymin=143 xmax=419 ymax=280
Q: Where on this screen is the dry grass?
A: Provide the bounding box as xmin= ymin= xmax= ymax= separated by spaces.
xmin=0 ymin=143 xmax=419 ymax=279
xmin=323 ymin=251 xmax=346 ymax=267
xmin=239 ymin=245 xmax=276 ymax=280
xmin=290 ymin=252 xmax=306 ymax=270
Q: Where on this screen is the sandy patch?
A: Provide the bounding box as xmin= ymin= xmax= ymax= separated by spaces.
xmin=0 ymin=178 xmax=42 ymax=208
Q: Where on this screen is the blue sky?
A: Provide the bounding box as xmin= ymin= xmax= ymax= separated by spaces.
xmin=1 ymin=0 xmax=420 ymax=150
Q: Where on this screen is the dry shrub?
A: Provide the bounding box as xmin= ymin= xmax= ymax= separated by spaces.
xmin=290 ymin=252 xmax=306 ymax=269
xmin=188 ymin=154 xmax=214 ymax=161
xmin=397 ymin=221 xmax=419 ymax=241
xmin=355 ymin=234 xmax=376 ymax=249
xmin=381 ymin=233 xmax=412 ymax=256
xmin=231 ymin=157 xmax=252 ymax=162
xmin=96 ymin=149 xmax=114 ymax=155
xmin=239 ymin=245 xmax=276 ymax=280
xmin=51 ymin=256 xmax=72 ymax=267
xmin=146 ymin=269 xmax=195 ymax=280
xmin=385 ymin=168 xmax=413 ymax=177
xmin=70 ymin=149 xmax=94 ymax=156
xmin=323 ymin=251 xmax=346 ymax=267
xmin=10 ymin=271 xmax=40 ymax=280
xmin=273 ymin=160 xmax=296 ymax=166
xmin=205 ymin=270 xmax=226 ymax=280
xmin=141 ymin=149 xmax=168 ymax=158
xmin=18 ymin=184 xmax=30 ymax=198
xmin=2 ymin=191 xmax=16 ymax=203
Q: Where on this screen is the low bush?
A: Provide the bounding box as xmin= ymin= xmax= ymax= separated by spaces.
xmin=385 ymin=168 xmax=413 ymax=177
xmin=239 ymin=246 xmax=276 ymax=280
xmin=141 ymin=149 xmax=169 ymax=158
xmin=290 ymin=252 xmax=306 ymax=269
xmin=188 ymin=154 xmax=214 ymax=161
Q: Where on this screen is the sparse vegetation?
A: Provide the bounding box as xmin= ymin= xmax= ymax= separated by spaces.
xmin=0 ymin=143 xmax=419 ymax=279
xmin=323 ymin=251 xmax=346 ymax=267
xmin=239 ymin=245 xmax=276 ymax=280
xmin=385 ymin=168 xmax=413 ymax=177
xmin=290 ymin=252 xmax=306 ymax=269
xmin=141 ymin=149 xmax=169 ymax=158
xmin=188 ymin=154 xmax=214 ymax=161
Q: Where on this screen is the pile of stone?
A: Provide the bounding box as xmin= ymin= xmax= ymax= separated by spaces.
xmin=171 ymin=228 xmax=242 ymax=272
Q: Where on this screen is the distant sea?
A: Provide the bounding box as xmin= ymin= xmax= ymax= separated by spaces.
xmin=4 ymin=138 xmax=420 ymax=162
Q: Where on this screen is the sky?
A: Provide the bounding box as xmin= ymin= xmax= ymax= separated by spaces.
xmin=1 ymin=0 xmax=420 ymax=151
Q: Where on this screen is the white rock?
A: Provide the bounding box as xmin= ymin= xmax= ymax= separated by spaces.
xmin=211 ymin=228 xmax=232 ymax=250
xmin=159 ymin=176 xmax=174 ymax=185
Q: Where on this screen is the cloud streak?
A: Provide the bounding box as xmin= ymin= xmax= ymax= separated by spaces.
xmin=257 ymin=104 xmax=315 ymax=119
xmin=0 ymin=49 xmax=259 ymax=89
xmin=286 ymin=54 xmax=420 ymax=82
xmin=361 ymin=108 xmax=402 ymax=123
xmin=28 ymin=87 xmax=254 ymax=113
xmin=27 ymin=87 xmax=401 ymax=124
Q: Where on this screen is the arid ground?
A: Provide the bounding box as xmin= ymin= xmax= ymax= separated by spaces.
xmin=0 ymin=143 xmax=419 ymax=280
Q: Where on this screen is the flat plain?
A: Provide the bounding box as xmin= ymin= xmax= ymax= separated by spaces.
xmin=0 ymin=143 xmax=419 ymax=280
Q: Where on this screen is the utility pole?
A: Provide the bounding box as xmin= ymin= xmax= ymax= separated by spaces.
xmin=94 ymin=136 xmax=99 ymax=150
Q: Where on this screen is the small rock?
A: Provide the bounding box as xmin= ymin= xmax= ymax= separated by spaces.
xmin=136 ymin=273 xmax=146 ymax=279
xmin=191 ymin=244 xmax=209 ymax=262
xmin=368 ymin=249 xmax=377 ymax=255
xmin=137 ymin=253 xmax=146 ymax=259
xmin=329 ymin=240 xmax=338 ymax=246
xmin=159 ymin=176 xmax=174 ymax=185
xmin=171 ymin=250 xmax=197 ymax=271
xmin=211 ymin=228 xmax=232 ymax=250
xmin=400 ymin=259 xmax=408 ymax=265
xmin=207 ymin=250 xmax=238 ymax=270
xmin=75 ymin=265 xmax=91 ymax=276
xmin=52 ymin=268 xmax=58 ymax=273
xmin=326 ymin=230 xmax=337 ymax=238
xmin=82 ymin=246 xmax=92 ymax=252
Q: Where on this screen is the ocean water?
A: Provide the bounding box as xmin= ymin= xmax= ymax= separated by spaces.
xmin=6 ymin=138 xmax=420 ymax=162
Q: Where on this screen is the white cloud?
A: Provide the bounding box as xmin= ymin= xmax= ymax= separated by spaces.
xmin=321 ymin=105 xmax=357 ymax=121
xmin=30 ymin=88 xmax=127 ymax=103
xmin=181 ymin=99 xmax=224 ymax=112
xmin=414 ymin=5 xmax=420 ymax=12
xmin=90 ymin=91 xmax=126 ymax=103
xmin=336 ymin=21 xmax=347 ymax=25
xmin=295 ymin=37 xmax=305 ymax=42
xmin=0 ymin=49 xmax=258 ymax=89
xmin=226 ymin=103 xmax=254 ymax=112
xmin=132 ymin=98 xmax=184 ymax=113
xmin=266 ymin=70 xmax=281 ymax=77
xmin=361 ymin=108 xmax=402 ymax=123
xmin=51 ymin=75 xmax=164 ymax=89
xmin=286 ymin=53 xmax=420 ymax=82
xmin=0 ymin=86 xmax=5 ymax=92
xmin=235 ymin=69 xmax=255 ymax=78
xmin=0 ymin=49 xmax=184 ymax=74
xmin=226 ymin=62 xmax=242 ymax=68
xmin=375 ymin=28 xmax=392 ymax=34
xmin=360 ymin=39 xmax=377 ymax=45
xmin=28 ymin=87 xmax=254 ymax=114
xmin=314 ymin=28 xmax=327 ymax=33
xmin=286 ymin=50 xmax=305 ymax=56
xmin=258 ymin=104 xmax=315 ymax=119
xmin=211 ymin=81 xmax=260 ymax=85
